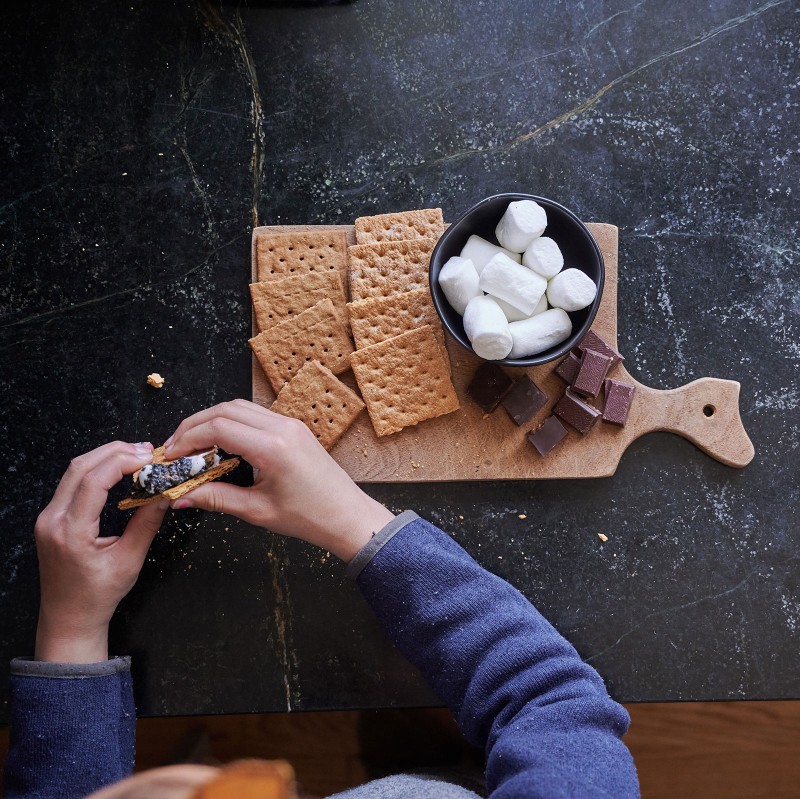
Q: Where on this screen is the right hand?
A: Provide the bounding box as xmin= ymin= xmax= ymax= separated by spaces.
xmin=162 ymin=400 xmax=395 ymax=562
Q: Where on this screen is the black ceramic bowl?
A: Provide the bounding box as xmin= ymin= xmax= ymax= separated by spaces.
xmin=429 ymin=193 xmax=604 ymax=367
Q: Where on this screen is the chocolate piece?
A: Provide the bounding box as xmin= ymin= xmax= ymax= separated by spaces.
xmin=603 ymin=378 xmax=636 ymax=425
xmin=467 ymin=362 xmax=514 ymax=413
xmin=501 ymin=375 xmax=548 ymax=426
xmin=578 ymin=329 xmax=624 ymax=368
xmin=528 ymin=415 xmax=568 ymax=456
xmin=553 ymin=388 xmax=602 ymax=435
xmin=554 ymin=351 xmax=582 ymax=384
xmin=572 ymin=348 xmax=613 ymax=398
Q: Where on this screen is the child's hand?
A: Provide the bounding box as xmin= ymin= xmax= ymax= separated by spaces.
xmin=163 ymin=400 xmax=394 ymax=561
xmin=34 ymin=441 xmax=168 ymax=663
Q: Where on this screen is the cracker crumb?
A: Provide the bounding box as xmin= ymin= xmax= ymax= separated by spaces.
xmin=362 ymin=448 xmax=368 ymax=457
xmin=411 ymin=461 xmax=421 ymax=469
xmin=598 ymin=533 xmax=608 ymax=542
xmin=518 ymin=514 xmax=527 ymax=520
xmin=147 ymin=372 xmax=165 ymax=389
xmin=482 ymin=413 xmax=490 ymax=420
xmin=458 ymin=515 xmax=464 ymax=520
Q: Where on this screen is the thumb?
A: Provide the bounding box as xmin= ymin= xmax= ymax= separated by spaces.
xmin=117 ymin=499 xmax=169 ymax=561
xmin=171 ymin=482 xmax=259 ymax=521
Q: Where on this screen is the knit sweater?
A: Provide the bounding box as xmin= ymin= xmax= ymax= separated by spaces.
xmin=3 ymin=512 xmax=639 ymax=798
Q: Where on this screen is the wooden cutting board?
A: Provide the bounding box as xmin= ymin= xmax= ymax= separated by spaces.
xmin=251 ymin=223 xmax=754 ymax=482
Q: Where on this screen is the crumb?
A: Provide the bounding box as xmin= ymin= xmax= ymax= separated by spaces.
xmin=362 ymin=448 xmax=368 ymax=457
xmin=482 ymin=413 xmax=490 ymax=420
xmin=458 ymin=515 xmax=464 ymax=520
xmin=147 ymin=372 xmax=165 ymax=389
xmin=598 ymin=533 xmax=608 ymax=542
xmin=411 ymin=461 xmax=421 ymax=469
xmin=518 ymin=514 xmax=527 ymax=519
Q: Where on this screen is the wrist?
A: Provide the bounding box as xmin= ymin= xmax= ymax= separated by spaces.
xmin=326 ymin=495 xmax=395 ymax=563
xmin=35 ymin=610 xmax=110 ymax=664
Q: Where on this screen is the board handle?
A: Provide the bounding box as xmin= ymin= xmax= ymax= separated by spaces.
xmin=638 ymin=377 xmax=754 ymax=468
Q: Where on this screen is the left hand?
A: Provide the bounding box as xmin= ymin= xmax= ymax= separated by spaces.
xmin=34 ymin=441 xmax=168 ymax=663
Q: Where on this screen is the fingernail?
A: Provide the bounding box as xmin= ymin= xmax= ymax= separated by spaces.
xmin=134 ymin=444 xmax=153 ymax=459
xmin=136 ymin=441 xmax=153 ymax=449
xmin=163 ymin=435 xmax=175 ymax=449
xmin=172 ymin=499 xmax=191 ymax=510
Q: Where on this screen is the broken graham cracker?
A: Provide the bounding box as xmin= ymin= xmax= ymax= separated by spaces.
xmin=249 ymin=298 xmax=354 ymax=393
xmin=347 ymin=287 xmax=447 ymax=356
xmin=256 ymin=230 xmax=348 ymax=283
xmin=354 ymin=208 xmax=445 ymax=245
xmin=271 ymin=360 xmax=365 ymax=451
xmin=347 ymin=238 xmax=436 ymax=302
xmin=118 ymin=447 xmax=240 ymax=510
xmin=250 ymin=271 xmax=348 ymax=333
xmin=351 ymin=325 xmax=459 ymax=437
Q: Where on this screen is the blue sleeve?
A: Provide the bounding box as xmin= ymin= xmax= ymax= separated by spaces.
xmin=351 ymin=513 xmax=640 ymax=799
xmin=3 ymin=657 xmax=136 ymax=799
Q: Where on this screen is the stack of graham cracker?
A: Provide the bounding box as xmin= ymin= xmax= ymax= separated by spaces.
xmin=248 ymin=209 xmax=460 ymax=450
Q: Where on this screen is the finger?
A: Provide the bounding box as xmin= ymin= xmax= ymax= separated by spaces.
xmin=114 ymin=500 xmax=169 ymax=563
xmin=164 ymin=416 xmax=274 ymax=466
xmin=66 ymin=449 xmax=157 ymax=531
xmin=50 ymin=441 xmax=154 ymax=513
xmin=171 ymin=482 xmax=265 ymax=524
xmin=163 ymin=400 xmax=282 ymax=458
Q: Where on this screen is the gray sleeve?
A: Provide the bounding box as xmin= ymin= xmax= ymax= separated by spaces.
xmin=345 ymin=510 xmax=419 ymax=580
xmin=10 ymin=656 xmax=132 ymax=679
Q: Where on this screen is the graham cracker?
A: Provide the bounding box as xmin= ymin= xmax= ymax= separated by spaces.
xmin=347 ymin=238 xmax=436 ymax=302
xmin=347 ymin=287 xmax=448 ymax=357
xmin=118 ymin=447 xmax=240 ymax=510
xmin=354 ymin=208 xmax=444 ymax=245
xmin=250 ymin=271 xmax=348 ymax=333
xmin=249 ymin=298 xmax=354 ymax=393
xmin=350 ymin=325 xmax=459 ymax=437
xmin=271 ymin=360 xmax=365 ymax=451
xmin=256 ymin=230 xmax=348 ymax=283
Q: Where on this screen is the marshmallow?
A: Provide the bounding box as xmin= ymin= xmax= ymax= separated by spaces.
xmin=508 ymin=308 xmax=573 ymax=359
xmin=546 ymin=268 xmax=598 ymax=312
xmin=459 ymin=234 xmax=521 ymax=274
xmin=478 ymin=252 xmax=547 ymax=317
xmin=495 ymin=200 xmax=547 ymax=253
xmin=438 ymin=256 xmax=482 ymax=315
xmin=490 ymin=293 xmax=548 ymax=322
xmin=463 ymin=295 xmax=513 ymax=360
xmin=522 ymin=236 xmax=564 ymax=279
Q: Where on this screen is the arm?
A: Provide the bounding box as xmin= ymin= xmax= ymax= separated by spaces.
xmin=351 ymin=513 xmax=639 ymax=799
xmin=4 ymin=441 xmax=167 ymax=799
xmin=165 ymin=401 xmax=639 ymax=799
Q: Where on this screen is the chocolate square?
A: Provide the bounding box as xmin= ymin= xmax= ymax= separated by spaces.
xmin=501 ymin=375 xmax=548 ymax=426
xmin=554 ymin=351 xmax=582 ymax=384
xmin=467 ymin=362 xmax=514 ymax=413
xmin=603 ymin=378 xmax=636 ymax=425
xmin=578 ymin=329 xmax=624 ymax=368
xmin=553 ymin=388 xmax=602 ymax=435
xmin=528 ymin=415 xmax=568 ymax=456
xmin=572 ymin=348 xmax=613 ymax=399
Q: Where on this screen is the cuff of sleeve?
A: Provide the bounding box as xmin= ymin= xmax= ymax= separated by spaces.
xmin=10 ymin=656 xmax=132 ymax=679
xmin=346 ymin=510 xmax=419 ymax=580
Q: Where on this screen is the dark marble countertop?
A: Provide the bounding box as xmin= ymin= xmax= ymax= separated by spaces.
xmin=1 ymin=0 xmax=798 ymax=719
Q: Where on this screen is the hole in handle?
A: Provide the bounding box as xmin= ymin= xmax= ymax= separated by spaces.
xmin=703 ymin=405 xmax=715 ymax=417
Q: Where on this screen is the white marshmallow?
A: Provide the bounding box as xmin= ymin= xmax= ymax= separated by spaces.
xmin=438 ymin=256 xmax=482 ymax=315
xmin=522 ymin=236 xmax=564 ymax=279
xmin=495 ymin=200 xmax=547 ymax=253
xmin=459 ymin=234 xmax=521 ymax=274
xmin=490 ymin=293 xmax=548 ymax=322
xmin=508 ymin=308 xmax=573 ymax=359
xmin=463 ymin=295 xmax=513 ymax=360
xmin=546 ymin=268 xmax=598 ymax=312
xmin=478 ymin=253 xmax=547 ymax=316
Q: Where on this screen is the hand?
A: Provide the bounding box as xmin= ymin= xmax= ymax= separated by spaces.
xmin=163 ymin=400 xmax=394 ymax=561
xmin=34 ymin=441 xmax=168 ymax=663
